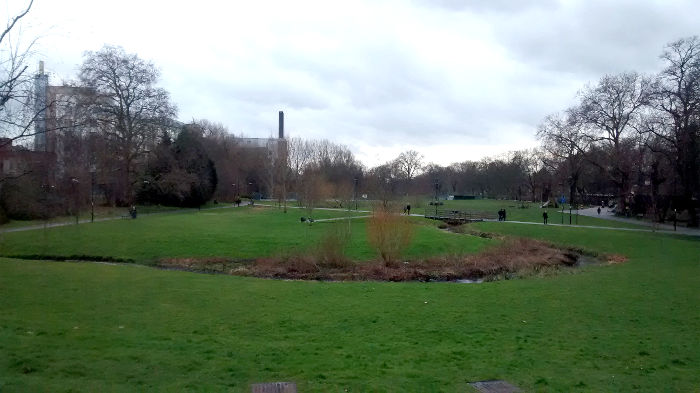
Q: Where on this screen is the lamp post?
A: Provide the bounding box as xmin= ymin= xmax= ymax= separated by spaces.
xmin=41 ymin=184 xmax=55 ymax=229
xmin=90 ymin=166 xmax=96 ymax=223
xmin=353 ymin=177 xmax=358 ymax=210
xmin=71 ymin=177 xmax=80 ymax=225
xmin=434 ymin=179 xmax=439 ymax=216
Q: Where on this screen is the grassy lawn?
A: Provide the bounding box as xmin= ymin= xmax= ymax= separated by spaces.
xmin=0 ymin=206 xmax=489 ymax=263
xmin=0 ymin=205 xmax=698 ymax=391
xmin=0 ymin=203 xmax=221 ymax=230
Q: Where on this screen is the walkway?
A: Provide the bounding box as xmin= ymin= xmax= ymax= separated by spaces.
xmin=575 ymin=206 xmax=700 ymax=236
xmin=482 ymin=219 xmax=700 ymax=236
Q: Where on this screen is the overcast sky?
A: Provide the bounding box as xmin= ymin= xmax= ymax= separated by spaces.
xmin=10 ymin=0 xmax=700 ymax=167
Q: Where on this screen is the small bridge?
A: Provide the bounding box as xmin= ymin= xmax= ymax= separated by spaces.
xmin=424 ymin=209 xmax=497 ymax=223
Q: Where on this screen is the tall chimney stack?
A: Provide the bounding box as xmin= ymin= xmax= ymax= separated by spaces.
xmin=278 ymin=111 xmax=284 ymax=139
xmin=39 ymin=60 xmax=44 ymax=74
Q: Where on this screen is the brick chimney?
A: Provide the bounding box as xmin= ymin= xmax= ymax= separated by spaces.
xmin=278 ymin=111 xmax=284 ymax=139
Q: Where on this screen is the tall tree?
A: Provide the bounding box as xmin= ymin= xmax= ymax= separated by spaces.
xmin=649 ymin=36 xmax=700 ymax=226
xmin=138 ymin=125 xmax=217 ymax=207
xmin=0 ymin=0 xmax=34 ymax=150
xmin=394 ymin=150 xmax=424 ymax=181
xmin=79 ymin=45 xmax=176 ymax=204
xmin=576 ymin=72 xmax=652 ymax=209
xmin=537 ymin=111 xmax=590 ymax=208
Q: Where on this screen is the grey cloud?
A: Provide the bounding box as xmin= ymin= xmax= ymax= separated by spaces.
xmin=273 ymin=40 xmax=449 ymax=110
xmin=33 ymin=0 xmax=700 ymax=167
xmin=413 ymin=0 xmax=557 ymax=14
xmin=495 ymin=0 xmax=700 ymax=76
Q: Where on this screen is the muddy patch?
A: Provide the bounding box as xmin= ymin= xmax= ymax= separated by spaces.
xmin=444 ymin=224 xmax=504 ymax=239
xmin=157 ymin=238 xmax=607 ymax=282
xmin=606 ymin=254 xmax=629 ymax=264
xmin=157 ymin=257 xmax=254 ymax=274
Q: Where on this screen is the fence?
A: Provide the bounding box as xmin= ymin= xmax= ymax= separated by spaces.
xmin=424 ymin=209 xmax=497 ymax=223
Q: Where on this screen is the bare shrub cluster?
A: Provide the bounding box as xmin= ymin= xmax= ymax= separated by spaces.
xmin=156 ymin=230 xmax=596 ymax=282
xmin=366 ymin=204 xmax=414 ymax=265
xmin=309 ymin=219 xmax=353 ymax=269
xmin=418 ymin=237 xmax=579 ymax=280
xmin=244 ymin=237 xmax=584 ymax=281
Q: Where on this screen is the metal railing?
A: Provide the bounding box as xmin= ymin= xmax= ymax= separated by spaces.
xmin=424 ymin=209 xmax=497 ymax=222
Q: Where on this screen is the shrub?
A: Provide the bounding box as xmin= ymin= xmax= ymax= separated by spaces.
xmin=315 ymin=220 xmax=352 ymax=268
xmin=366 ymin=205 xmax=414 ymax=266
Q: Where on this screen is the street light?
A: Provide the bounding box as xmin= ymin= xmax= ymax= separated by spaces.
xmin=353 ymin=177 xmax=358 ymax=210
xmin=71 ymin=177 xmax=80 ymax=225
xmin=41 ymin=184 xmax=55 ymax=229
xmin=434 ymin=179 xmax=439 ymax=216
xmin=90 ymin=165 xmax=96 ymax=223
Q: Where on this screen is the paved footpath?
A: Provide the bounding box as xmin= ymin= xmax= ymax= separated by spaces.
xmin=482 ymin=219 xmax=700 ymax=236
xmin=574 ymin=206 xmax=700 ymax=236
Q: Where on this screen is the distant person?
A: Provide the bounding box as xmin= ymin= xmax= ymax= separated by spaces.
xmin=597 ymin=206 xmax=601 ymax=215
xmin=406 ymin=204 xmax=411 ymax=215
xmin=672 ymin=209 xmax=677 ymax=231
xmin=129 ymin=205 xmax=137 ymax=219
xmin=502 ymin=209 xmax=507 ymax=221
xmin=543 ymin=210 xmax=548 ymax=224
xmin=497 ymin=209 xmax=503 ymax=221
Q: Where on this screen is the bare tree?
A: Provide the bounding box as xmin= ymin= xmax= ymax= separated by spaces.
xmin=79 ymin=46 xmax=176 ymax=204
xmin=367 ymin=162 xmax=397 ymax=208
xmin=520 ymin=148 xmax=546 ymax=202
xmin=537 ymin=111 xmax=590 ymax=208
xmin=649 ymin=36 xmax=700 ymax=226
xmin=394 ymin=150 xmax=423 ymax=194
xmin=0 ymin=1 xmax=35 ymax=147
xmin=298 ymin=164 xmax=330 ymax=218
xmin=576 ymin=72 xmax=652 ymax=210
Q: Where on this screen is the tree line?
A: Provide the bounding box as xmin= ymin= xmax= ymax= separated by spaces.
xmin=1 ymin=3 xmax=698 ymax=226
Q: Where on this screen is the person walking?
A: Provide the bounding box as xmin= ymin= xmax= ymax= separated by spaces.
xmin=597 ymin=206 xmax=601 ymax=215
xmin=672 ymin=209 xmax=677 ymax=231
xmin=543 ymin=210 xmax=548 ymax=224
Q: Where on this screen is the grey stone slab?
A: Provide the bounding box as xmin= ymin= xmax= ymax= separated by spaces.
xmin=250 ymin=382 xmax=297 ymax=393
xmin=470 ymin=380 xmax=521 ymax=393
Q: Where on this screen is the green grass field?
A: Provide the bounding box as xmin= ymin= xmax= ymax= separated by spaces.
xmin=0 ymin=206 xmax=489 ymax=263
xmin=1 ymin=204 xmax=698 ymax=392
xmin=327 ymin=197 xmax=647 ymax=229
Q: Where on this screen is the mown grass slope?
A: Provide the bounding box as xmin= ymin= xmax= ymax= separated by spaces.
xmin=0 ymin=208 xmax=698 ymax=392
xmin=0 ymin=206 xmax=490 ymax=263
